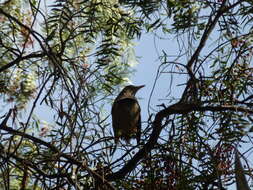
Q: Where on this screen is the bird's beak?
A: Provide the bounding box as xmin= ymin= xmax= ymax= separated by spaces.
xmin=136 ymin=85 xmax=145 ymax=90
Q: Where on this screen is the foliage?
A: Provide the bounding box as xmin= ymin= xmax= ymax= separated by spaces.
xmin=1 ymin=0 xmax=253 ymax=189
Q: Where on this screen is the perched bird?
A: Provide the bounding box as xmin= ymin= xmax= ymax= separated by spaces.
xmin=111 ymin=85 xmax=145 ymax=145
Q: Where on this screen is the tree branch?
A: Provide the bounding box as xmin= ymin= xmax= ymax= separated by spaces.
xmin=0 ymin=52 xmax=46 ymax=73
xmin=106 ymin=103 xmax=253 ymax=181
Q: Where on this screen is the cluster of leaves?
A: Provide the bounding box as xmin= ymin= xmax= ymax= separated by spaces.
xmin=45 ymin=0 xmax=142 ymax=91
xmin=0 ymin=0 xmax=37 ymax=109
xmin=0 ymin=0 xmax=141 ymax=109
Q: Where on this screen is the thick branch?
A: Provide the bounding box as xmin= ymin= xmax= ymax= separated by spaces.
xmin=0 ymin=52 xmax=46 ymax=73
xmin=106 ymin=103 xmax=253 ymax=181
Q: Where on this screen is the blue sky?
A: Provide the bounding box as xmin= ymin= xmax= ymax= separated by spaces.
xmin=132 ymin=32 xmax=184 ymax=118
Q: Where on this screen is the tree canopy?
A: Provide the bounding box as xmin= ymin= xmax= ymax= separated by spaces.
xmin=1 ymin=0 xmax=253 ymax=189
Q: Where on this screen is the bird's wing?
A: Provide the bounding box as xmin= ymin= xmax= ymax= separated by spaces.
xmin=136 ymin=108 xmax=141 ymax=144
xmin=111 ymin=97 xmax=140 ymax=155
xmin=111 ymin=96 xmax=141 ymax=144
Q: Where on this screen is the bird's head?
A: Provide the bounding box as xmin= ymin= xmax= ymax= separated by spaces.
xmin=120 ymin=85 xmax=145 ymax=97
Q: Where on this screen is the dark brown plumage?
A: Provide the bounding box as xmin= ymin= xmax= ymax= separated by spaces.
xmin=111 ymin=85 xmax=144 ymax=144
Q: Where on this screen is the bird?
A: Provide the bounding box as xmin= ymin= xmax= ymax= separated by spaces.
xmin=111 ymin=85 xmax=145 ymax=145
